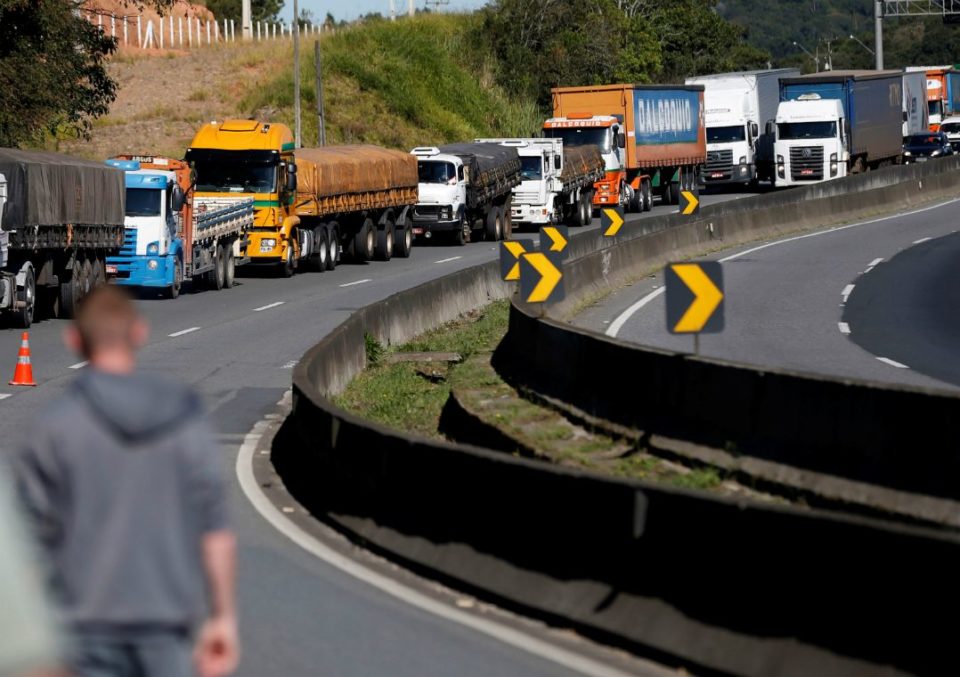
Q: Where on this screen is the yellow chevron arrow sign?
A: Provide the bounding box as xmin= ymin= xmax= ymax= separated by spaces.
xmin=665 ymin=262 xmax=724 ymax=334
xmin=541 ymin=226 xmax=568 ymax=252
xmin=680 ymin=190 xmax=700 ymax=216
xmin=520 ymin=252 xmax=564 ymax=304
xmin=500 ymin=240 xmax=531 ymax=281
xmin=602 ymin=207 xmax=625 ymax=237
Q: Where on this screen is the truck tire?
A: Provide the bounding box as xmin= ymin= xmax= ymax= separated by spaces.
xmin=354 ymin=218 xmax=375 ymax=262
xmin=165 ymin=256 xmax=182 ymax=300
xmin=224 ymin=248 xmax=235 ymax=288
xmin=93 ymin=257 xmax=106 ymax=288
xmin=325 ymin=224 xmax=338 ymax=270
xmin=641 ymin=180 xmax=652 ymax=212
xmin=280 ymin=241 xmax=295 ymax=278
xmin=376 ymin=220 xmax=394 ymax=261
xmin=12 ymin=266 xmax=35 ymax=329
xmin=571 ymin=194 xmax=587 ymax=227
xmin=664 ymin=182 xmax=675 ymax=206
xmin=485 ymin=207 xmax=503 ymax=241
xmin=628 ymin=185 xmax=642 ymax=213
xmin=584 ymin=192 xmax=594 ymax=224
xmin=213 ymin=245 xmax=227 ymax=288
xmin=394 ymin=221 xmax=412 ymax=258
xmin=80 ymin=258 xmax=93 ymax=299
xmin=59 ymin=272 xmax=80 ymax=319
xmin=310 ymin=227 xmax=327 ymax=272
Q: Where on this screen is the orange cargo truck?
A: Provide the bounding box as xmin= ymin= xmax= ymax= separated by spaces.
xmin=544 ymin=84 xmax=706 ymax=212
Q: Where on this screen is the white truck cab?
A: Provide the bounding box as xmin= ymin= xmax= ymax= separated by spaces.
xmin=410 ymin=147 xmax=466 ymax=237
xmin=772 ymin=96 xmax=846 ymax=187
xmin=703 ymin=91 xmax=757 ymax=184
xmin=475 ymin=139 xmax=561 ymax=227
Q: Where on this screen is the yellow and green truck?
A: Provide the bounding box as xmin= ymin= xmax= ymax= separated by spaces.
xmin=186 ymin=120 xmax=417 ymax=275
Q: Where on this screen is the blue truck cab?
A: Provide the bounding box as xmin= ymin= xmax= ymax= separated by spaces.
xmin=105 ymin=159 xmax=185 ymax=297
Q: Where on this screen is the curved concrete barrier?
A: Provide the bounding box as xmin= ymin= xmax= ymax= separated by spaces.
xmin=280 ymin=159 xmax=960 ymax=675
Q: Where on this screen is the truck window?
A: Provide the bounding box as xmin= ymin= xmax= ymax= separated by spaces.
xmin=192 ymin=160 xmax=277 ymax=194
xmin=929 ymin=100 xmax=943 ymax=118
xmin=126 ymin=188 xmax=162 ymax=217
xmin=777 ymin=121 xmax=838 ymax=140
xmin=418 ymin=161 xmax=456 ymax=184
xmin=519 ymin=157 xmax=543 ymax=181
xmin=707 ymin=126 xmax=746 ymax=143
xmin=545 ymin=128 xmax=611 ymax=154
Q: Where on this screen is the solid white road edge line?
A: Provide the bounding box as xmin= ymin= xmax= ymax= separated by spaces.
xmin=254 ymin=301 xmax=285 ymax=312
xmin=605 ymin=197 xmax=960 ymax=339
xmin=838 ymin=322 xmax=851 ymax=335
xmin=235 ymin=399 xmax=653 ymax=677
xmin=434 ymin=256 xmax=463 ymax=264
xmin=864 ymin=257 xmax=884 ymax=272
xmin=913 ymin=237 xmax=932 ymax=244
xmin=168 ymin=327 xmax=200 ymax=338
xmin=841 ymin=284 xmax=855 ymax=303
xmin=69 ymin=361 xmax=89 ymax=370
xmin=877 ymin=357 xmax=909 ymax=369
xmin=339 ymin=279 xmax=371 ymax=288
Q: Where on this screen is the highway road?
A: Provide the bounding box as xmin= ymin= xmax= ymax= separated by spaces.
xmin=0 ymin=189 xmax=752 ymax=676
xmin=576 ymin=197 xmax=960 ymax=392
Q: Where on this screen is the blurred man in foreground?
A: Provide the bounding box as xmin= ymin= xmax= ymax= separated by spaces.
xmin=13 ymin=287 xmax=238 ymax=677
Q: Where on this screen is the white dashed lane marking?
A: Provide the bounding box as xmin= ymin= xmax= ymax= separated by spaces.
xmin=913 ymin=237 xmax=932 ymax=244
xmin=339 ymin=279 xmax=371 ymax=288
xmin=877 ymin=357 xmax=909 ymax=369
xmin=168 ymin=327 xmax=200 ymax=338
xmin=0 ymin=394 xmax=11 ymax=401
xmin=434 ymin=256 xmax=463 ymax=264
xmin=69 ymin=361 xmax=89 ymax=370
xmin=841 ymin=284 xmax=855 ymax=304
xmin=838 ymin=322 xmax=851 ymax=335
xmin=254 ymin=301 xmax=285 ymax=312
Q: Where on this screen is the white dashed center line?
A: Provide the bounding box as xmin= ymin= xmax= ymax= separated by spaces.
xmin=913 ymin=237 xmax=932 ymax=244
xmin=838 ymin=322 xmax=851 ymax=335
xmin=168 ymin=327 xmax=200 ymax=338
xmin=254 ymin=301 xmax=285 ymax=312
xmin=339 ymin=279 xmax=371 ymax=288
xmin=877 ymin=357 xmax=909 ymax=369
xmin=841 ymin=284 xmax=855 ymax=304
xmin=434 ymin=256 xmax=462 ymax=264
xmin=864 ymin=258 xmax=883 ymax=273
xmin=69 ymin=361 xmax=89 ymax=370
xmin=0 ymin=394 xmax=12 ymax=401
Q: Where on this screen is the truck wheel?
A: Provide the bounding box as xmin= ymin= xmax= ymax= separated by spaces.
xmin=664 ymin=183 xmax=675 ymax=206
xmin=224 ymin=248 xmax=235 ymax=288
xmin=485 ymin=207 xmax=503 ymax=241
xmin=354 ymin=219 xmax=375 ymax=262
xmin=376 ymin=220 xmax=394 ymax=261
xmin=80 ymin=258 xmax=93 ymax=299
xmin=280 ymin=242 xmax=295 ymax=278
xmin=93 ymin=257 xmax=106 ymax=288
xmin=13 ymin=266 xmax=35 ymax=329
xmin=325 ymin=224 xmax=338 ymax=270
xmin=642 ymin=180 xmax=652 ymax=212
xmin=59 ymin=272 xmax=80 ymax=319
xmin=571 ymin=195 xmax=586 ymax=227
xmin=165 ymin=256 xmax=183 ymax=300
xmin=454 ymin=217 xmax=469 ymax=246
xmin=628 ymin=185 xmax=642 ymax=213
xmin=311 ymin=227 xmax=328 ymax=272
xmin=394 ymin=221 xmax=412 ymax=258
xmin=213 ymin=245 xmax=227 ymax=288
xmin=584 ymin=192 xmax=594 ymax=224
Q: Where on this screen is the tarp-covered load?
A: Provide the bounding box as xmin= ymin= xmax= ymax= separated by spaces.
xmin=0 ymin=148 xmax=126 ymax=232
xmin=296 ymin=145 xmax=418 ymax=198
xmin=560 ymin=145 xmax=604 ymax=183
xmin=439 ymin=143 xmax=521 ymax=190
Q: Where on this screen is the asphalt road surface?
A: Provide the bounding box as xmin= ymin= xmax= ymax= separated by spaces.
xmin=576 ymin=197 xmax=960 ymax=392
xmin=0 ymin=188 xmax=753 ymax=676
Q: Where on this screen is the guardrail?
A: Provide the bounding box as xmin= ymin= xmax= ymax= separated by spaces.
xmin=280 ymin=158 xmax=960 ymax=675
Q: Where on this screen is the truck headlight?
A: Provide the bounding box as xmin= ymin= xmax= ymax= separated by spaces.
xmin=776 ymin=155 xmax=785 ymax=179
xmin=739 ymin=156 xmax=747 ymax=165
xmin=830 ymin=153 xmax=838 ymax=177
xmin=262 ymin=238 xmax=277 ymax=248
xmin=147 ymin=259 xmax=159 ymax=271
xmin=147 ymin=241 xmax=159 ymax=255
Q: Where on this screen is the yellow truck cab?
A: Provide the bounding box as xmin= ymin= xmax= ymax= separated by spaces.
xmin=186 ymin=120 xmax=303 ymax=275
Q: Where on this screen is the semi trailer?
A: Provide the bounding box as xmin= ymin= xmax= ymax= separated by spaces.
xmin=0 ymin=148 xmax=125 ymax=327
xmin=474 ymin=138 xmax=605 ymax=227
xmin=544 ymin=84 xmax=706 ymax=212
xmin=411 ymin=143 xmax=521 ymax=245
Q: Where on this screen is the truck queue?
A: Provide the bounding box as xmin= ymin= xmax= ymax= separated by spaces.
xmin=0 ymin=65 xmax=957 ymax=327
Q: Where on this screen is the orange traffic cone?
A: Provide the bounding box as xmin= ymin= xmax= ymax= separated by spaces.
xmin=9 ymin=332 xmax=36 ymax=386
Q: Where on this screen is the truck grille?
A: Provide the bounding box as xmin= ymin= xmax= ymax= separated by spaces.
xmin=790 ymin=146 xmax=824 ymax=180
xmin=705 ymin=149 xmax=734 ymax=181
xmin=413 ymin=205 xmax=449 ymax=220
xmin=106 ymin=228 xmax=139 ymax=280
xmin=513 ymin=191 xmax=540 ymax=204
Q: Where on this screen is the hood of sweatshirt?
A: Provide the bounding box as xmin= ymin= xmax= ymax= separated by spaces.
xmin=74 ymin=370 xmax=203 ymax=442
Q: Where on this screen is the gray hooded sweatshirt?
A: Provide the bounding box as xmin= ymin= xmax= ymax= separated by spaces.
xmin=14 ymin=370 xmax=228 ymax=632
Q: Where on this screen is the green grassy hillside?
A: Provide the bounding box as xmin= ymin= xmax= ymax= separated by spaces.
xmin=241 ymin=13 xmax=542 ymax=148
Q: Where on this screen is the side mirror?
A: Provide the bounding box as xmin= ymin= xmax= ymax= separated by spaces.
xmin=765 ymin=120 xmax=775 ymax=136
xmin=286 ymin=172 xmax=297 ymax=192
xmin=617 ymin=132 xmax=626 ymax=149
xmin=170 ymin=184 xmax=185 ymax=212
xmin=288 ymin=162 xmax=297 ymax=174
xmin=903 ymin=111 xmax=909 ymax=122
xmin=554 ymin=155 xmax=562 ymax=170
xmin=751 ymin=122 xmax=759 ymax=138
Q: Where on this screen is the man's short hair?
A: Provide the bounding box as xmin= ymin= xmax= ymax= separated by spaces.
xmin=74 ymin=286 xmax=141 ymax=355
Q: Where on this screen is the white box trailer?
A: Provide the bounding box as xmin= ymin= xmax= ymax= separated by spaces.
xmin=902 ymin=70 xmax=930 ymax=136
xmin=686 ymin=68 xmax=800 ymax=186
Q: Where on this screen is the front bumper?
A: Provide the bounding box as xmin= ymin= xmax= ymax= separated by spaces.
xmin=511 ymin=204 xmax=552 ymax=226
xmin=107 ymin=254 xmax=175 ymax=288
xmin=702 ymin=164 xmax=756 ymax=184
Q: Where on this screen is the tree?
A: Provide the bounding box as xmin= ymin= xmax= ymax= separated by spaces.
xmin=0 ymin=0 xmax=118 ymax=147
xmin=202 ymin=0 xmax=284 ymax=23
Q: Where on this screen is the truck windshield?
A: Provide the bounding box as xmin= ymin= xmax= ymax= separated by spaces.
xmin=418 ymin=161 xmax=456 ymax=184
xmin=929 ymin=100 xmax=943 ymax=117
xmin=707 ymin=126 xmax=746 ymax=143
xmin=193 ymin=160 xmax=277 ymax=193
xmin=545 ymin=128 xmax=611 ymax=154
xmin=519 ymin=156 xmax=543 ymax=181
xmin=778 ymin=121 xmax=837 ymax=140
xmin=126 ymin=188 xmax=161 ymax=217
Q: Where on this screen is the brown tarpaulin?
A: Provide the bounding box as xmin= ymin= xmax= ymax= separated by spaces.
xmin=0 ymin=148 xmax=125 ymax=232
xmin=560 ymin=145 xmax=604 ymax=182
xmin=295 ymin=146 xmax=419 ymax=199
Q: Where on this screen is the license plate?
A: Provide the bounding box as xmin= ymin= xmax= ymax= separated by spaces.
xmin=105 ymin=264 xmax=118 ymax=275
xmin=260 ymin=245 xmax=273 ymax=253
xmin=711 ymin=172 xmax=724 ymax=178
xmin=413 ymin=227 xmax=424 ymax=235
xmin=801 ymin=169 xmax=814 ymax=175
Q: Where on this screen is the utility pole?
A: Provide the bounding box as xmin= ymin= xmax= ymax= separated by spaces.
xmin=242 ymin=0 xmax=251 ymax=40
xmin=315 ymin=40 xmax=326 ymax=146
xmin=389 ymin=0 xmax=396 ymax=21
xmin=875 ymin=0 xmax=884 ymax=70
xmin=293 ymin=0 xmax=301 ymax=147
xmin=408 ymin=0 xmax=414 ymax=17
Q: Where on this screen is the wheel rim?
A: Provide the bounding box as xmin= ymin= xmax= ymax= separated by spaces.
xmin=19 ymin=270 xmax=35 ymax=325
xmin=495 ymin=215 xmax=502 ymax=240
xmin=366 ymin=229 xmax=375 ymax=257
xmin=405 ymin=227 xmax=412 ymax=251
xmin=318 ymin=234 xmax=328 ymax=267
xmin=386 ymin=227 xmax=394 ymax=257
